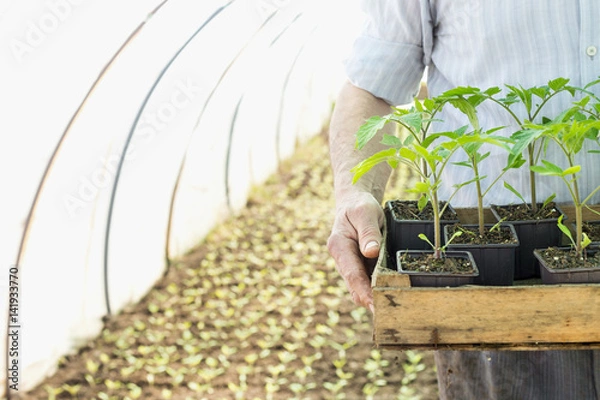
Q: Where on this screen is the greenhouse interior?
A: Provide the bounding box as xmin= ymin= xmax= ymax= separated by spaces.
xmin=1 ymin=0 xmax=441 ymax=398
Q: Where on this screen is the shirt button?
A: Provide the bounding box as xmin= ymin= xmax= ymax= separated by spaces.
xmin=586 ymin=45 xmax=597 ymax=57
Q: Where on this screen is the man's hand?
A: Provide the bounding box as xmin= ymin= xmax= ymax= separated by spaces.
xmin=328 ymin=81 xmax=393 ymax=312
xmin=327 ymin=191 xmax=384 ymax=313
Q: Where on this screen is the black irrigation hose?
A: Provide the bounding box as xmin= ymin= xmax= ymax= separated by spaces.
xmin=270 ymin=12 xmax=302 ymax=47
xmin=3 ymin=2 xmax=169 ymax=397
xmin=163 ymin=8 xmax=288 ymax=264
xmin=224 ymin=96 xmax=245 ymax=210
xmin=223 ymin=16 xmax=313 ymax=207
xmin=274 ymin=21 xmax=318 ymax=168
xmin=103 ymin=1 xmax=235 ymax=316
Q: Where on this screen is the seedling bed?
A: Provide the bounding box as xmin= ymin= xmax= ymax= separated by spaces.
xmin=372 ymin=206 xmax=600 ymax=351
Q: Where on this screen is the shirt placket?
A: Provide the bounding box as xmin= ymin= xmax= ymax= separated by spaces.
xmin=580 ymin=0 xmax=600 ymax=85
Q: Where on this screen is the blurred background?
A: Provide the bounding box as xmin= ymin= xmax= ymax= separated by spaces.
xmin=0 ymin=1 xmax=437 ymax=398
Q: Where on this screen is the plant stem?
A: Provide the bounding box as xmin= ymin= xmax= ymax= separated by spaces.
xmin=472 ymin=159 xmax=485 ymax=236
xmin=570 ymin=161 xmax=583 ymax=256
xmin=486 ymin=97 xmax=522 ymax=126
xmin=477 ymin=187 xmax=485 ymax=237
xmin=432 ymin=190 xmax=442 ymax=259
xmin=530 ymin=89 xmax=562 ymax=121
xmin=581 ymin=182 xmax=600 ymax=205
xmin=575 ymin=204 xmax=583 ymax=256
xmin=528 ymin=144 xmax=537 ymax=212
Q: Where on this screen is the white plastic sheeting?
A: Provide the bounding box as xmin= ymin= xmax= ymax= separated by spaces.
xmin=0 ymin=0 xmax=363 ymax=394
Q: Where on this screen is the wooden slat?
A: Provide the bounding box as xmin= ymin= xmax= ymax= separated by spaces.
xmin=372 ymin=221 xmax=411 ymax=288
xmin=376 ymin=343 xmax=600 ymax=351
xmin=373 ymin=283 xmax=600 ymax=349
xmin=372 ymin=266 xmax=411 ymax=287
xmin=373 ymin=205 xmax=600 ymax=350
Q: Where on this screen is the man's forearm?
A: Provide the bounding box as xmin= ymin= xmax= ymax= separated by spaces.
xmin=329 ymin=81 xmax=394 ymax=204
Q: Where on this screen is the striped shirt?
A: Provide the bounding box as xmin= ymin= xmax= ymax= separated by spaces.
xmin=345 ymin=1 xmax=600 ymax=399
xmin=346 ymin=0 xmax=600 ymax=208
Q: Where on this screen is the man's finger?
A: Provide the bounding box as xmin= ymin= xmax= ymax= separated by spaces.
xmin=347 ymin=203 xmax=384 ymax=259
xmin=327 ymin=231 xmax=374 ymax=310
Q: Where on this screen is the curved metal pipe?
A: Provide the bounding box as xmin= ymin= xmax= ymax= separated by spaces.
xmin=3 ymin=2 xmax=170 ymax=397
xmin=163 ymin=8 xmax=287 ymax=265
xmin=102 ymin=1 xmax=235 ymax=315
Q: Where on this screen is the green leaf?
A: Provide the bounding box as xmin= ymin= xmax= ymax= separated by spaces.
xmin=453 ymin=175 xmax=483 ymax=189
xmin=519 ymin=85 xmax=533 ymax=113
xmin=582 ymin=232 xmax=592 ymax=249
xmin=448 ymin=98 xmax=480 ymax=130
xmin=414 ymin=99 xmax=424 ymax=112
xmin=398 ymin=112 xmax=423 ymax=133
xmin=573 ymin=96 xmax=591 ymax=109
xmin=441 ymin=230 xmax=463 ymax=250
xmin=483 ymin=86 xmax=502 ymax=96
xmin=557 ymin=215 xmax=575 ymax=247
xmin=457 ymin=134 xmax=510 ymax=150
xmin=530 ymin=86 xmax=549 ymax=99
xmin=498 ymin=92 xmax=520 ymax=106
xmin=503 ymin=181 xmax=526 ymax=204
xmin=530 ymin=160 xmax=565 ymax=176
xmin=423 ymin=98 xmax=437 ymax=112
xmin=505 ymin=84 xmax=531 ymax=113
xmin=417 ymin=233 xmax=434 ymax=250
xmin=506 ymin=152 xmax=526 ymax=169
xmin=562 ymin=165 xmax=581 ymax=177
xmin=510 ymin=128 xmax=543 ymax=155
xmin=417 ymin=195 xmax=428 ymax=212
xmin=467 ymin=93 xmax=487 ymax=108
xmin=440 ymin=140 xmax=459 ymax=152
xmin=412 ymin=143 xmax=441 ymax=166
xmin=398 ymin=146 xmax=417 ymax=162
xmin=381 ymin=134 xmax=402 ymax=148
xmin=454 ymin=125 xmax=469 ymax=136
xmin=453 ymin=161 xmax=472 ymax=168
xmin=355 ymin=115 xmax=388 ymax=150
xmin=440 ymin=86 xmax=482 ymax=97
xmin=475 ymin=151 xmax=491 ymax=164
xmin=504 ymin=84 xmax=521 ymax=97
xmin=411 ymin=181 xmax=431 ymax=193
xmin=541 ymin=193 xmax=556 ymax=210
xmin=351 ymin=148 xmax=397 ymax=183
xmin=486 ymin=126 xmax=507 ymax=135
xmin=584 ymin=78 xmax=600 ymax=90
xmin=548 ymin=77 xmax=570 ymax=92
xmin=421 ymin=131 xmax=453 ymax=147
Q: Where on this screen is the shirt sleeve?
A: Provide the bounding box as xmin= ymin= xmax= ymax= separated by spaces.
xmin=344 ymin=0 xmax=432 ymax=105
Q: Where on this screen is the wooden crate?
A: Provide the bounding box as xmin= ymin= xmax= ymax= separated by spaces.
xmin=372 ymin=205 xmax=600 ymax=351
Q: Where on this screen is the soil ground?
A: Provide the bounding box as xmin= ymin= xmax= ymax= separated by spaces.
xmin=19 ymin=132 xmax=439 ymax=400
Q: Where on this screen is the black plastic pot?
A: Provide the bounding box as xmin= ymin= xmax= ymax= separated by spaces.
xmin=396 ymin=250 xmax=479 ymax=287
xmin=444 ymin=223 xmax=519 ymax=286
xmin=490 ymin=203 xmax=565 ymax=280
xmin=385 ymin=200 xmax=459 ymax=254
xmin=534 ymin=247 xmax=600 ymax=284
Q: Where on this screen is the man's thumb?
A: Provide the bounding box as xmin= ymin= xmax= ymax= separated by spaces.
xmin=358 ymin=227 xmax=382 ymax=259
